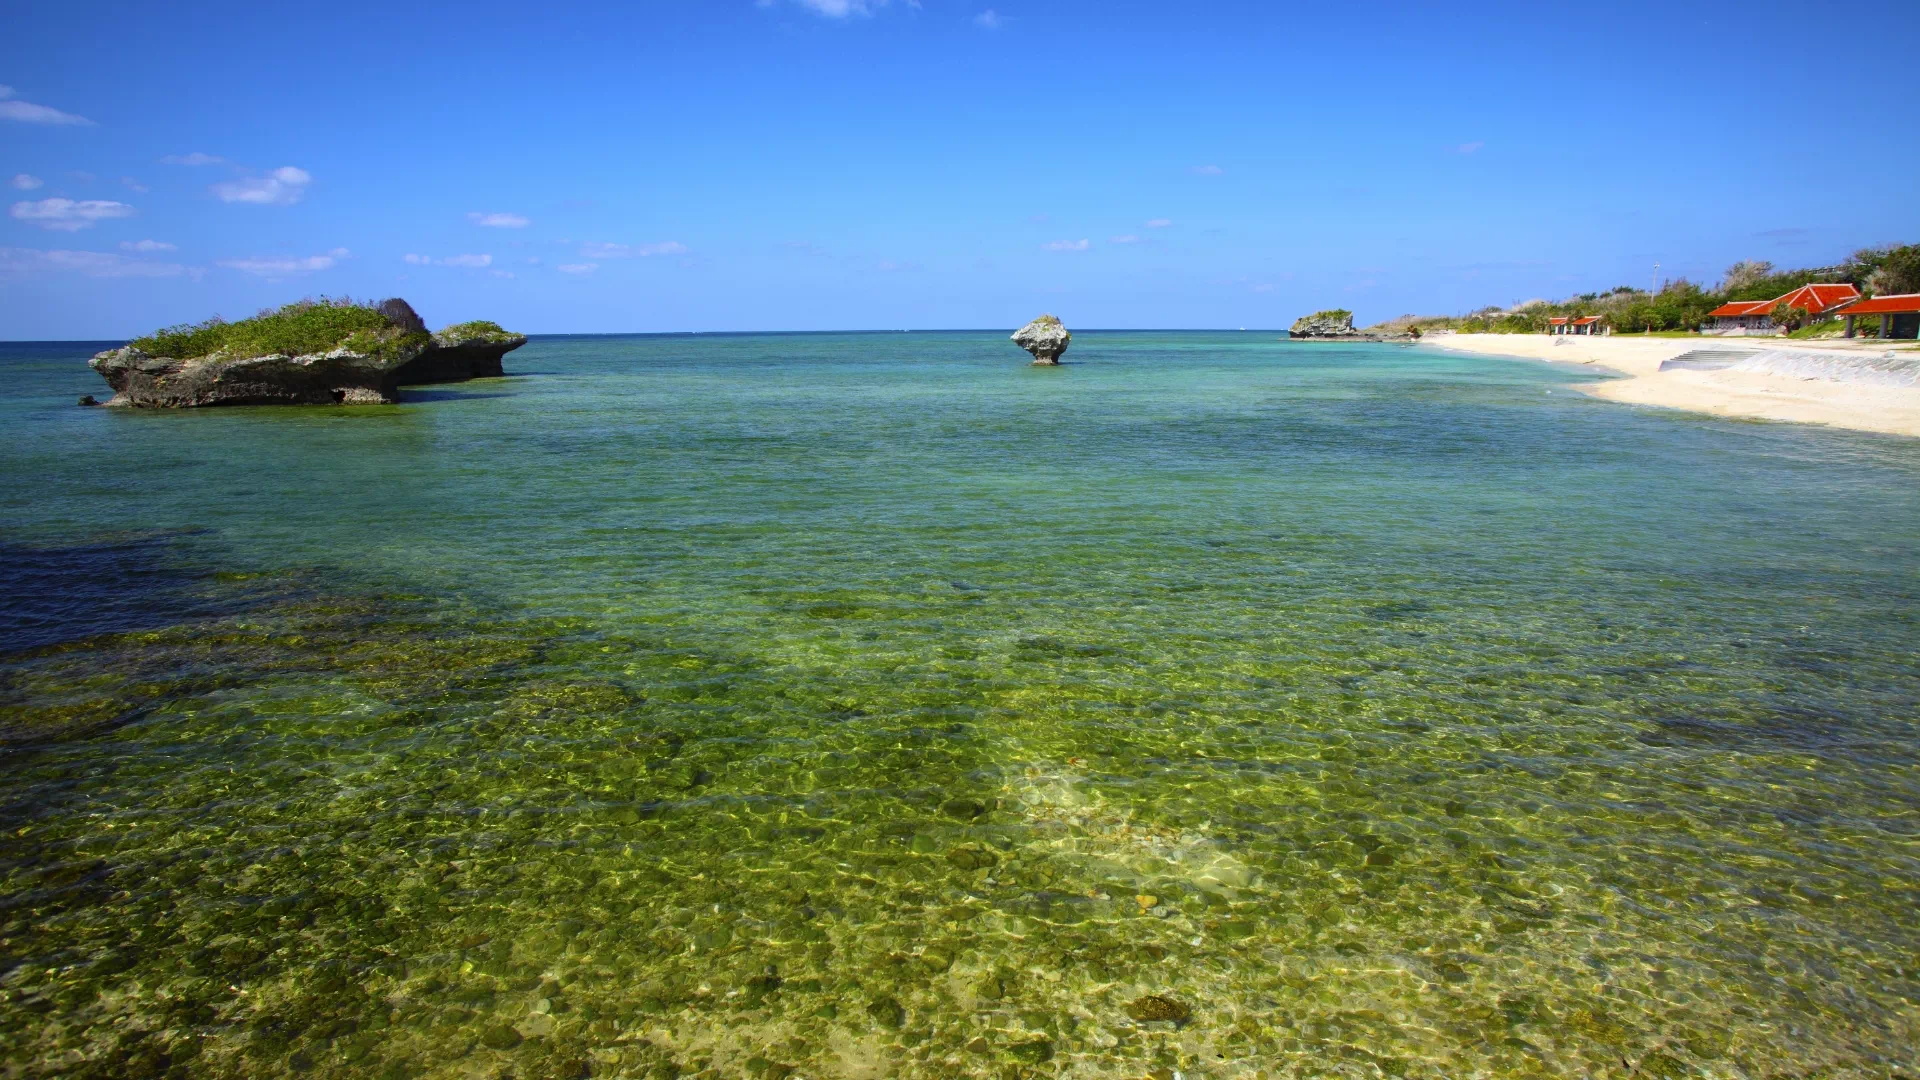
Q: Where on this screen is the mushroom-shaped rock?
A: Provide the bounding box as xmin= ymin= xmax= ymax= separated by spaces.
xmin=89 ymin=298 xmax=526 ymax=407
xmin=1012 ymin=314 xmax=1071 ymax=365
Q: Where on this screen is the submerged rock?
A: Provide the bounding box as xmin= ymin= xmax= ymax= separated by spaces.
xmin=89 ymin=298 xmax=527 ymax=408
xmin=1125 ymin=995 xmax=1191 ymax=1023
xmin=1012 ymin=314 xmax=1071 ymax=364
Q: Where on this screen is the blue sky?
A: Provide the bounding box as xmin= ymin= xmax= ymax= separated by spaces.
xmin=4 ymin=0 xmax=1917 ymax=338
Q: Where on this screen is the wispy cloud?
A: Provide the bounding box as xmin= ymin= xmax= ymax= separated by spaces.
xmin=490 ymin=269 xmax=514 ymax=279
xmin=1189 ymin=165 xmax=1224 ymax=176
xmin=1042 ymin=239 xmax=1090 ymax=252
xmin=403 ymin=253 xmax=493 ymax=268
xmin=974 ymin=9 xmax=1002 ymax=28
xmin=1146 ymin=218 xmax=1172 ymax=228
xmin=121 ymin=176 xmax=148 ymax=193
xmin=581 ymin=241 xmax=687 ymax=259
xmin=772 ymin=0 xmax=888 ymax=16
xmin=217 ymin=247 xmax=348 ymax=278
xmin=1755 ymin=227 xmax=1809 ymax=239
xmin=212 ymin=166 xmax=311 ymax=206
xmin=468 ymin=211 xmax=529 ymax=228
xmin=1453 ymin=141 xmax=1485 ymax=155
xmin=120 ymin=239 xmax=175 ymax=252
xmin=160 ymin=152 xmax=224 ymax=166
xmin=876 ymin=258 xmax=922 ymax=272
xmin=557 ymin=263 xmax=598 ymax=275
xmin=779 ymin=240 xmax=830 ymax=257
xmin=10 ymin=174 xmax=41 ymax=191
xmin=0 ymin=246 xmax=195 ymax=279
xmin=0 ymin=86 xmax=94 ymax=126
xmin=10 ymin=198 xmax=135 ymax=231
xmin=1110 ymin=234 xmax=1139 ymax=244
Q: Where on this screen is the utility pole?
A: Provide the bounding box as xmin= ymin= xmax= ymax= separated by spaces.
xmin=1652 ymin=262 xmax=1660 ymax=294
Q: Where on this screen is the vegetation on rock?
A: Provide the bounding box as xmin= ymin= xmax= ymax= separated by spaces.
xmin=128 ymin=297 xmax=429 ymax=362
xmin=436 ymin=320 xmax=520 ymax=346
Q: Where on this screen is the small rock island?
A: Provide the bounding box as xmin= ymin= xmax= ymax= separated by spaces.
xmin=1012 ymin=314 xmax=1071 ymax=365
xmin=88 ymin=297 xmax=526 ymax=407
xmin=1287 ymin=309 xmax=1418 ymax=343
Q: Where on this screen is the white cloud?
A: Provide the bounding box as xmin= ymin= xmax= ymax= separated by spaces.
xmin=1110 ymin=234 xmax=1139 ymax=244
xmin=1189 ymin=165 xmax=1224 ymax=176
xmin=11 ymin=174 xmax=42 ymax=190
xmin=1251 ymin=283 xmax=1274 ymax=293
xmin=1146 ymin=218 xmax=1172 ymax=228
xmin=491 ymin=269 xmax=514 ymax=279
xmin=403 ymin=252 xmax=491 ymax=268
xmin=1042 ymin=238 xmax=1090 ymax=252
xmin=121 ymin=176 xmax=148 ymax=193
xmin=581 ymin=240 xmax=687 ymax=259
xmin=791 ymin=0 xmax=884 ymax=15
xmin=10 ymin=198 xmax=136 ymax=231
xmin=974 ymin=9 xmax=1001 ymax=28
xmin=468 ymin=211 xmax=530 ymax=228
xmin=160 ymin=152 xmax=224 ymax=166
xmin=0 ymin=85 xmax=94 ymax=126
xmin=524 ymin=256 xmax=543 ymax=266
xmin=212 ymin=166 xmax=311 ymax=205
xmin=557 ymin=263 xmax=598 ymax=275
xmin=217 ymin=247 xmax=348 ymax=278
xmin=120 ymin=239 xmax=176 ymax=252
xmin=0 ymin=246 xmax=192 ymax=279
xmin=1455 ymin=141 xmax=1485 ymax=155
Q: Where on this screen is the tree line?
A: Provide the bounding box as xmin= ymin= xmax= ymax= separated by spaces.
xmin=1444 ymin=244 xmax=1920 ymax=335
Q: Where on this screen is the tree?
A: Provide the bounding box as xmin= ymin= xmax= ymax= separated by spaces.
xmin=1770 ymin=303 xmax=1810 ymax=332
xmin=1722 ymin=260 xmax=1774 ymax=293
xmin=1867 ymin=244 xmax=1920 ymax=296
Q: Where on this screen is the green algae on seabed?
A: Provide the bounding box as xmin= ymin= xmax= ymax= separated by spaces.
xmin=2 ymin=332 xmax=1920 ymax=1079
xmin=4 ymin=570 xmax=1920 ymax=1080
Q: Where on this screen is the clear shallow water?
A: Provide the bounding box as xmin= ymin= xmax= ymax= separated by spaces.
xmin=3 ymin=332 xmax=1919 ymax=1080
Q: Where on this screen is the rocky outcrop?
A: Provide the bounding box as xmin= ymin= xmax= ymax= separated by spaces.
xmin=1012 ymin=314 xmax=1071 ymax=365
xmin=1287 ymin=309 xmax=1415 ymax=343
xmin=390 ymin=321 xmax=527 ymax=385
xmin=1288 ymin=310 xmax=1359 ymax=339
xmin=89 ymin=299 xmax=526 ymax=408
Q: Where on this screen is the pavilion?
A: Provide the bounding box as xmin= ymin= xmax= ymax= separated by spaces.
xmin=1704 ymin=283 xmax=1860 ymax=335
xmin=1841 ymin=294 xmax=1920 ymax=339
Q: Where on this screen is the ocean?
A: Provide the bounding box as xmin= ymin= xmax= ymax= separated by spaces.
xmin=4 ymin=331 xmax=1919 ymax=1078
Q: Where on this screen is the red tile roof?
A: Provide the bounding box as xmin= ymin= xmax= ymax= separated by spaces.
xmin=1707 ymin=283 xmax=1860 ymax=320
xmin=1548 ymin=317 xmax=1569 ymax=325
xmin=1777 ymin=283 xmax=1861 ymax=315
xmin=1845 ymin=293 xmax=1920 ymax=316
xmin=1570 ymin=316 xmax=1603 ymax=325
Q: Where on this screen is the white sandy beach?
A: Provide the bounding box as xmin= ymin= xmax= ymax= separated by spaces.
xmin=1425 ymin=333 xmax=1920 ymax=439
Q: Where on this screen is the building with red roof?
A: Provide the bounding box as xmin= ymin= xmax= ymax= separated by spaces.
xmin=1841 ymin=294 xmax=1920 ymax=339
xmin=1705 ymin=283 xmax=1860 ymax=335
xmin=1548 ymin=315 xmax=1606 ymax=336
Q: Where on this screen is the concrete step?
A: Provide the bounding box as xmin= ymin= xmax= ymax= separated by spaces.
xmin=1659 ymin=349 xmax=1758 ymax=372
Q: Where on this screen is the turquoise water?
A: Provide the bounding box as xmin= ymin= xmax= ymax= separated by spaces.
xmin=3 ymin=332 xmax=1919 ymax=1079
